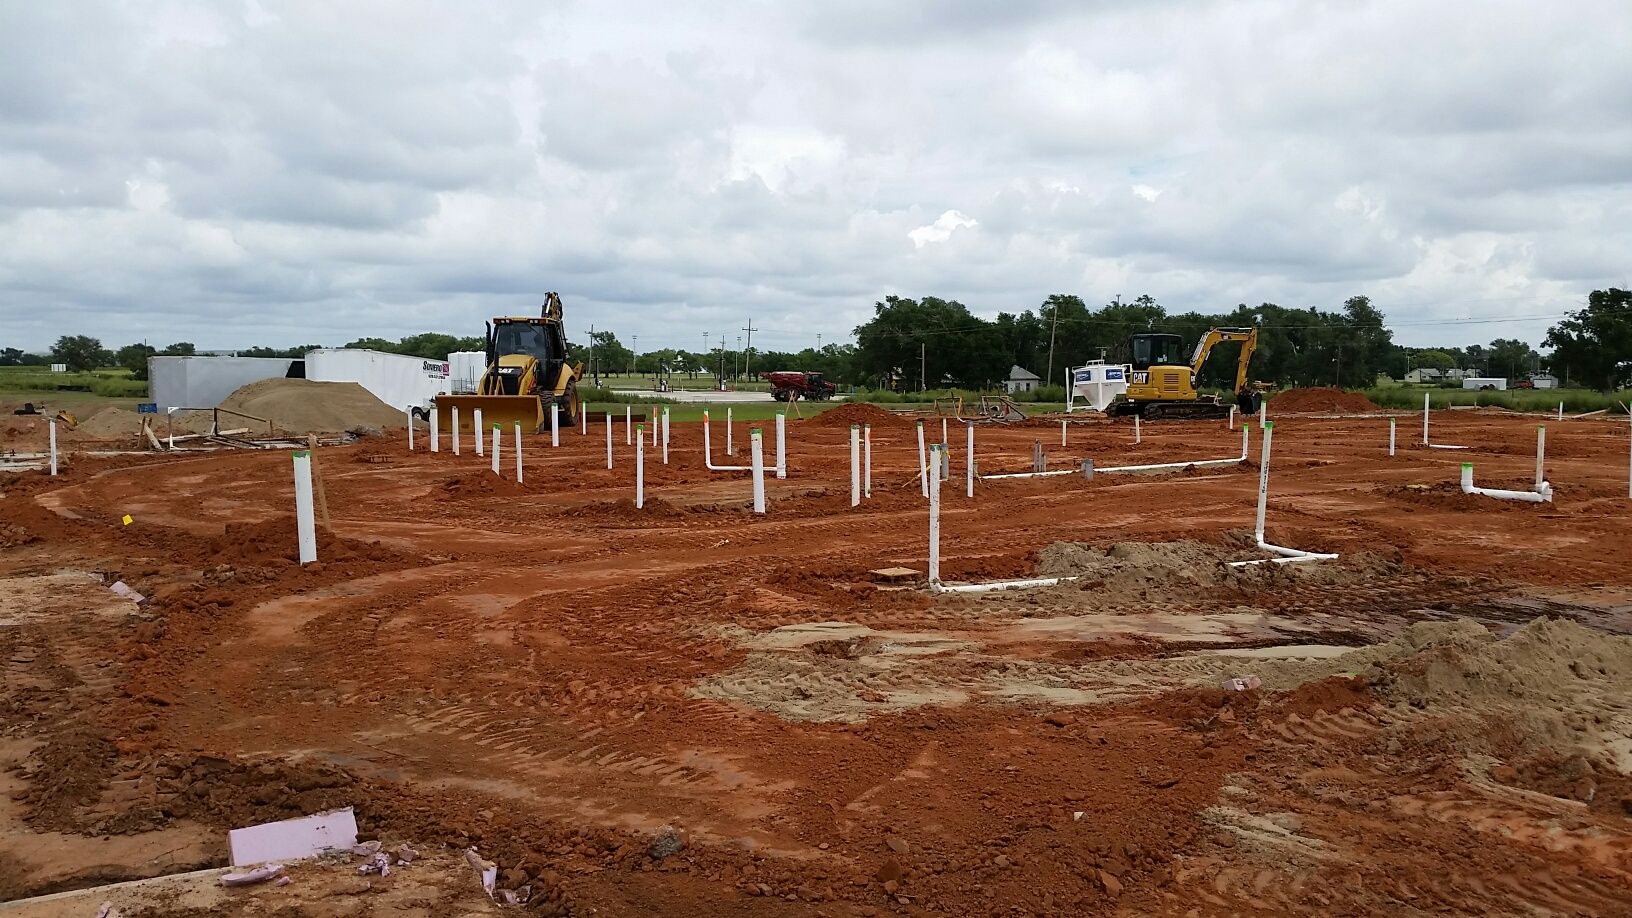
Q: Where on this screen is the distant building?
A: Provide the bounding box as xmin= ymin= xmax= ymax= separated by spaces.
xmin=1005 ymin=365 xmax=1042 ymax=394
xmin=1405 ymin=368 xmax=1444 ymax=384
xmin=1530 ymin=373 xmax=1559 ymax=389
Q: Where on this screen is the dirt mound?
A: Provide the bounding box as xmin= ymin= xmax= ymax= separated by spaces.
xmin=439 ymin=472 xmax=550 ymax=497
xmin=203 ymin=516 xmax=404 ymax=565
xmin=220 ymin=378 xmax=405 ymax=435
xmin=68 ymin=407 xmax=215 ymax=441
xmin=1270 ymin=387 xmax=1379 ymax=413
xmin=1035 ymin=538 xmax=1253 ymax=589
xmin=805 ymin=402 xmax=916 ymax=429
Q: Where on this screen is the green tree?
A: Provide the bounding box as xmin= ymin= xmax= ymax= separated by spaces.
xmin=1545 ymin=288 xmax=1632 ymax=390
xmin=116 ymin=343 xmax=157 ymax=379
xmin=161 ymin=341 xmax=196 ymax=356
xmin=1409 ymin=349 xmax=1456 ymax=371
xmin=854 ymin=295 xmax=1008 ymax=389
xmin=1486 ymin=338 xmax=1538 ymax=380
xmin=50 ymin=335 xmax=109 ymax=372
xmin=587 ymin=331 xmax=634 ymax=379
xmin=0 ymin=347 xmax=24 ymax=366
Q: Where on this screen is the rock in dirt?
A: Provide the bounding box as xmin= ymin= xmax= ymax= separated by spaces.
xmin=648 ymin=825 xmax=686 ymax=860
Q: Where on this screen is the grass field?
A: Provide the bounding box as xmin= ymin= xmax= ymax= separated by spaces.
xmin=1360 ymin=384 xmax=1621 ymax=413
xmin=591 ymin=373 xmax=773 ymax=392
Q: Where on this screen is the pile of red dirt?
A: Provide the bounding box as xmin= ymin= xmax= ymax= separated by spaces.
xmin=1270 ymin=387 xmax=1379 ymax=413
xmin=220 ymin=378 xmax=405 ymax=435
xmin=440 ymin=472 xmax=550 ymax=497
xmin=203 ymin=516 xmax=404 ymax=565
xmin=805 ymin=402 xmax=916 ymax=429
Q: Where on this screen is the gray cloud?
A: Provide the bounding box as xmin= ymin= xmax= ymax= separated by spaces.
xmin=1 ymin=0 xmax=1629 ymax=353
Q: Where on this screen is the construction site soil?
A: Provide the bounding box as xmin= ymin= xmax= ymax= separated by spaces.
xmin=3 ymin=408 xmax=1632 ymax=915
xmin=1268 ymin=387 xmax=1381 ymax=414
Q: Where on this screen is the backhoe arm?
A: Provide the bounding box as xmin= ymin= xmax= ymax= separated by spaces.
xmin=1188 ymin=327 xmax=1259 ymax=393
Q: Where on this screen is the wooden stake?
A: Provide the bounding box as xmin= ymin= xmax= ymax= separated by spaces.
xmin=306 ymin=434 xmax=332 ymax=530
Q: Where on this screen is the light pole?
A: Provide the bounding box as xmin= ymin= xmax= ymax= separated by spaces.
xmin=631 ymin=335 xmax=638 ymax=378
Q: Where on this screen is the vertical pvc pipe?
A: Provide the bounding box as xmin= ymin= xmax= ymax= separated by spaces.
xmin=1258 ymin=400 xmax=1266 ymax=429
xmin=452 ymin=407 xmax=461 ymax=455
xmin=605 ymin=413 xmax=613 ymax=470
xmin=1422 ymin=392 xmax=1430 ymax=445
xmin=652 ymin=408 xmax=659 ymax=447
xmin=942 ymin=447 xmax=950 ymax=482
xmin=863 ymin=424 xmax=873 ymax=499
xmin=551 ymin=403 xmax=560 ymax=447
xmin=48 ymin=417 xmax=58 ymax=476
xmin=407 ymin=407 xmax=415 ymax=450
xmin=1626 ymin=411 xmax=1631 ymax=500
xmin=430 ymin=406 xmax=440 ymax=453
xmin=927 ymin=445 xmax=941 ymax=585
xmin=917 ymin=421 xmax=928 ymax=498
xmin=474 ymin=409 xmax=484 ymax=455
xmin=626 ymin=405 xmax=632 ymax=445
xmin=1134 ymin=414 xmax=1142 ymax=444
xmin=580 ymin=402 xmax=586 ymax=435
xmin=966 ymin=422 xmax=974 ymax=498
xmin=661 ymin=407 xmax=670 ymax=465
xmin=1461 ymin=462 xmax=1475 ymax=492
xmin=1061 ymin=419 xmax=1067 ymax=447
xmin=850 ymin=425 xmax=861 ymax=507
xmin=515 ymin=423 xmax=523 ymax=483
xmin=1535 ymin=425 xmax=1545 ymax=490
xmin=1389 ymin=417 xmax=1396 ymax=456
xmin=1558 ymin=402 xmax=1564 ymax=422
xmin=635 ymin=424 xmax=645 ymax=509
xmin=726 ymin=407 xmax=734 ymax=456
xmin=1228 ymin=405 xmax=1236 ymax=430
xmin=750 ymin=428 xmax=766 ymax=514
xmin=292 ymin=451 xmax=318 ymax=565
xmin=490 ymin=425 xmax=501 ymax=476
xmin=775 ymin=413 xmax=787 ymax=480
xmin=941 ymin=417 xmax=948 ymax=446
xmin=1254 ymin=422 xmax=1274 ymax=541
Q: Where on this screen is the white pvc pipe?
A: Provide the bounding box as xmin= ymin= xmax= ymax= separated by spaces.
xmin=941 ymin=417 xmax=948 ymax=445
xmin=452 ymin=406 xmax=461 ymax=455
xmin=850 ymin=424 xmax=861 ymax=507
xmin=927 ymin=445 xmax=940 ymax=584
xmin=1461 ymin=462 xmax=1551 ymax=503
xmin=605 ymin=413 xmax=613 ymax=470
xmin=726 ymin=407 xmax=734 ymax=456
xmin=407 ymin=407 xmax=415 ymax=450
xmin=965 ymin=422 xmax=974 ymax=498
xmin=702 ymin=411 xmax=751 ymax=471
xmin=980 ymin=425 xmax=1253 ymax=480
xmin=1627 ymin=411 xmax=1631 ymax=500
xmin=635 ymin=424 xmax=645 ymax=509
xmin=916 ymin=421 xmax=928 ymax=498
xmin=1558 ymin=402 xmax=1564 ymax=422
xmin=661 ymin=408 xmax=670 ymax=465
xmin=1134 ymin=414 xmax=1141 ymax=444
xmin=941 ymin=447 xmax=950 ymax=482
xmin=652 ymin=408 xmax=659 ymax=447
xmin=292 ymin=451 xmax=318 ymax=565
xmin=1535 ymin=425 xmax=1545 ymax=490
xmin=935 ymin=575 xmax=1076 ymax=594
xmin=1226 ymin=422 xmax=1340 ymax=567
xmin=48 ymin=417 xmax=58 ymax=476
xmin=166 ymin=407 xmax=175 ymax=450
xmin=863 ymin=424 xmax=873 ymax=499
xmin=775 ymin=413 xmax=787 ymax=479
xmin=1389 ymin=417 xmax=1396 ymax=456
xmin=515 ymin=423 xmax=523 ymax=482
xmin=750 ymin=428 xmax=766 ymax=514
xmin=1258 ymin=400 xmax=1266 ymax=429
xmin=474 ymin=409 xmax=483 ymax=455
xmin=626 ymin=405 xmax=632 ymax=445
xmin=1228 ymin=405 xmax=1236 ymax=430
xmin=1422 ymin=392 xmax=1430 ymax=445
xmin=430 ymin=406 xmax=440 ymax=453
xmin=1061 ymin=419 xmax=1067 ymax=447
xmin=551 ymin=403 xmax=560 ymax=447
xmin=580 ymin=401 xmax=586 ymax=435
xmin=490 ymin=425 xmax=501 ymax=476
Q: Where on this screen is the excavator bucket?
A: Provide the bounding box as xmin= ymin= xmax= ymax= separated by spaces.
xmin=434 ymin=394 xmax=545 ymax=435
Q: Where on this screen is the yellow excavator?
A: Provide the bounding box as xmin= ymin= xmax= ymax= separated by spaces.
xmin=1109 ymin=326 xmax=1263 ymax=419
xmin=434 ymin=293 xmax=584 ymax=434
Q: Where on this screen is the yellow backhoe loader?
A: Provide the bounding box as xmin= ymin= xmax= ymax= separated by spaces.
xmin=434 ymin=293 xmax=584 ymax=434
xmin=1109 ymin=326 xmax=1263 ymax=419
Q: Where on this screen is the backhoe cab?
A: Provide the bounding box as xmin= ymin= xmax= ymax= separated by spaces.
xmin=434 ymin=292 xmax=584 ymax=434
xmin=1109 ymin=326 xmax=1263 ymax=420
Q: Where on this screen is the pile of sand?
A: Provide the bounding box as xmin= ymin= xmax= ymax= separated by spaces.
xmin=219 ymin=379 xmax=405 ymax=435
xmin=1270 ymin=387 xmax=1380 ymax=413
xmin=805 ymin=402 xmax=915 ymax=429
xmin=69 ymin=407 xmax=215 ymax=441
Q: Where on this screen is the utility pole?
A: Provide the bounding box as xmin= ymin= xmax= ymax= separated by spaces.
xmin=742 ymin=319 xmax=757 ymax=381
xmin=735 ymin=335 xmax=742 ymax=381
xmin=589 ymin=324 xmax=597 ymax=385
xmin=1045 ymin=301 xmax=1059 ymax=384
xmin=920 ymin=341 xmax=926 ymax=391
xmin=631 ymin=335 xmax=638 ymax=377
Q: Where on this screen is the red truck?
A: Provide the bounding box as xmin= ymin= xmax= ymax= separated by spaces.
xmin=766 ymin=371 xmax=838 ymax=402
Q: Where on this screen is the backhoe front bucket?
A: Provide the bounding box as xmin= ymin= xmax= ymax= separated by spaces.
xmin=434 ymin=394 xmax=545 ymax=435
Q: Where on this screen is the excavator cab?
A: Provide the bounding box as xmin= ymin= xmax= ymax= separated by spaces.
xmin=1129 ymin=334 xmax=1187 ymax=370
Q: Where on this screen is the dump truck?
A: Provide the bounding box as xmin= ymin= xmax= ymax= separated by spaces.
xmin=766 ymin=371 xmax=837 ymax=401
xmin=1108 ymin=326 xmax=1263 ymax=419
xmin=434 ymin=293 xmax=583 ymax=434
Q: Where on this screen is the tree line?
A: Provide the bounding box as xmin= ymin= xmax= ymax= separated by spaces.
xmin=11 ymin=287 xmax=1627 ymax=391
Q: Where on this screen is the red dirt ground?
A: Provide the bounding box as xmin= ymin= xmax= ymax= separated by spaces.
xmin=3 ymin=407 xmax=1632 ymax=915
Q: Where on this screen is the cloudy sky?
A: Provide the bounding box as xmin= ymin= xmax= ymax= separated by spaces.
xmin=3 ymin=1 xmax=1629 ymax=354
